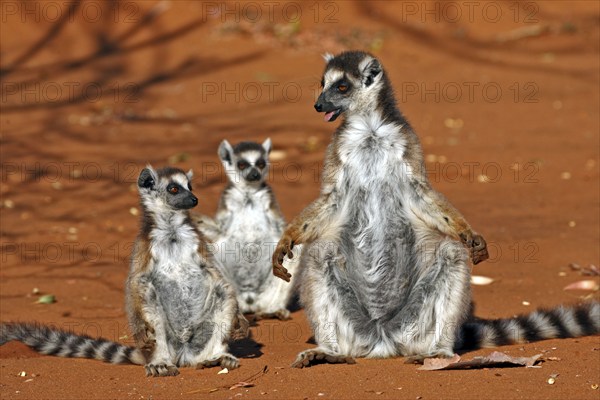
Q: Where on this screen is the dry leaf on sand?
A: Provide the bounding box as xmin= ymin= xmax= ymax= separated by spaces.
xmin=419 ymin=351 xmax=542 ymax=371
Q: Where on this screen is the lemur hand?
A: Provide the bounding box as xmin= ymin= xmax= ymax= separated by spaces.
xmin=272 ymin=233 xmax=295 ymax=282
xmin=459 ymin=231 xmax=489 ymax=264
xmin=136 ymin=326 xmax=156 ymax=355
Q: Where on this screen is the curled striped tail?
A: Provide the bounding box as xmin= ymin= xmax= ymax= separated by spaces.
xmin=0 ymin=322 xmax=145 ymax=365
xmin=458 ymin=301 xmax=600 ymax=351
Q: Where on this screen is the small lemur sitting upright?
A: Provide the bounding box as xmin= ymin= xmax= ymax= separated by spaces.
xmin=212 ymin=139 xmax=298 ymax=320
xmin=127 ymin=166 xmax=248 ymax=376
xmin=1 ymin=166 xmax=248 ymax=377
xmin=272 ymin=51 xmax=599 ymax=368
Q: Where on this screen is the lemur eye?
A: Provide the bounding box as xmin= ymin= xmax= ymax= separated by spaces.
xmin=168 ymin=186 xmax=179 ymax=194
xmin=338 ymin=84 xmax=348 ymax=92
xmin=237 ymin=161 xmax=249 ymax=170
xmin=256 ymin=159 xmax=266 ymax=169
xmin=320 ymin=79 xmax=325 ymax=88
xmin=187 ymin=183 xmax=192 ymax=191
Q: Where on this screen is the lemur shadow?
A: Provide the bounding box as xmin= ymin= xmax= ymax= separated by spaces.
xmin=287 ymin=293 xmax=302 ymax=313
xmin=0 ymin=0 xmax=275 ymax=192
xmin=229 ymin=333 xmax=264 ymax=359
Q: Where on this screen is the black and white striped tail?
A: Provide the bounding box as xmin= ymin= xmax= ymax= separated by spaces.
xmin=0 ymin=322 xmax=145 ymax=365
xmin=458 ymin=301 xmax=600 ymax=351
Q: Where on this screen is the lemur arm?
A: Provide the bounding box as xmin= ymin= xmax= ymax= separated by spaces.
xmin=127 ymin=240 xmax=161 ymax=360
xmin=413 ymin=181 xmax=488 ymax=263
xmin=403 ymin=133 xmax=489 ymax=264
xmin=272 ymin=143 xmax=341 ymax=281
xmin=126 ymin=274 xmax=156 ymax=360
xmin=272 ymin=194 xmax=333 ymax=281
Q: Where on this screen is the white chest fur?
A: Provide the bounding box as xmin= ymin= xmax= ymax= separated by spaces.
xmin=149 ymin=214 xmax=201 ymax=275
xmin=222 ymin=187 xmax=279 ymax=241
xmin=333 ymin=113 xmax=416 ymax=265
xmin=337 ymin=113 xmax=410 ymax=189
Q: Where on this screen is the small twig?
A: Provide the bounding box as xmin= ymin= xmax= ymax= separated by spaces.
xmin=186 ymin=365 xmax=269 ymax=394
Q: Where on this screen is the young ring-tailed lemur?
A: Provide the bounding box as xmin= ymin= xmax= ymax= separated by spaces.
xmin=272 ymin=51 xmax=600 ymax=368
xmin=210 ymin=139 xmax=299 ymax=320
xmin=1 ymin=166 xmax=248 ymax=377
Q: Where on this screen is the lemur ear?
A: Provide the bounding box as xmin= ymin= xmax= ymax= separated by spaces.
xmin=262 ymin=138 xmax=272 ymax=154
xmin=138 ymin=166 xmax=157 ymax=189
xmin=322 ymin=52 xmax=334 ymax=63
xmin=360 ymin=56 xmax=382 ymax=87
xmin=218 ymin=140 xmax=234 ymax=165
xmin=186 ymin=169 xmax=194 ymax=180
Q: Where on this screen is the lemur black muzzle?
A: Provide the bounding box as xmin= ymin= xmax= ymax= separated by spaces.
xmin=246 ymin=168 xmax=261 ymax=182
xmin=314 ymin=95 xmax=341 ymax=122
xmin=180 ymin=194 xmax=198 ymax=209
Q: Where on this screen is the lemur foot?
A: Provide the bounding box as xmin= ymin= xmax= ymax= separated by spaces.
xmin=255 ymin=309 xmax=291 ymax=321
xmin=145 ymin=363 xmax=180 ymax=377
xmin=196 ymin=353 xmax=240 ymax=370
xmin=291 ymin=349 xmax=356 ymax=368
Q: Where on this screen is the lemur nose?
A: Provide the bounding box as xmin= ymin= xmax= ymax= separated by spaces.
xmin=191 ymin=196 xmax=198 ymax=206
xmin=247 ymin=169 xmax=260 ymax=181
xmin=314 ymin=103 xmax=323 ymax=112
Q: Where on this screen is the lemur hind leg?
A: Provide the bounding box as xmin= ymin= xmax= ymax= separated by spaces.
xmin=252 ymin=266 xmax=297 ymax=321
xmin=185 ymin=287 xmax=241 ymax=370
xmin=188 ymin=321 xmax=240 ymax=370
xmin=143 ymin=324 xmax=178 ymax=377
xmin=388 ymin=236 xmax=471 ymax=361
xmin=142 ymin=283 xmax=180 ymax=377
xmin=292 ymin=240 xmax=366 ymax=368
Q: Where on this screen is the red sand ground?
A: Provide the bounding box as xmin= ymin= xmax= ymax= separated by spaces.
xmin=1 ymin=1 xmax=599 ymax=399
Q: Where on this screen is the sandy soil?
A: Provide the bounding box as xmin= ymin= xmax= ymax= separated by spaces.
xmin=1 ymin=1 xmax=599 ymax=399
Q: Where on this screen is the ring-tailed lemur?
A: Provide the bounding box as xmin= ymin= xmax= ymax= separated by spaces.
xmin=272 ymin=51 xmax=600 ymax=368
xmin=211 ymin=139 xmax=299 ymax=320
xmin=1 ymin=166 xmax=248 ymax=377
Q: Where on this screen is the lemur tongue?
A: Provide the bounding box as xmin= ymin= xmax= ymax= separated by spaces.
xmin=324 ymin=111 xmax=335 ymax=121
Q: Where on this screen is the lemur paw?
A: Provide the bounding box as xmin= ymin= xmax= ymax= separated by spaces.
xmin=196 ymin=353 xmax=240 ymax=370
xmin=291 ymin=349 xmax=356 ymax=368
xmin=459 ymin=231 xmax=489 ymax=264
xmin=145 ymin=363 xmax=179 ymax=377
xmin=219 ymin=353 xmax=240 ymax=369
xmin=255 ymin=309 xmax=291 ymax=321
xmin=470 ymin=233 xmax=489 ymax=264
xmin=272 ymin=234 xmax=295 ymax=282
xmin=140 ymin=340 xmax=156 ymax=355
xmin=273 ymin=309 xmax=291 ymax=320
xmin=135 ymin=327 xmax=156 ymax=356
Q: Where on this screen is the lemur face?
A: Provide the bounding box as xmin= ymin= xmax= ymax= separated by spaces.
xmin=137 ymin=166 xmax=198 ymax=210
xmin=314 ymin=51 xmax=383 ymax=122
xmin=218 ymin=139 xmax=271 ymax=187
